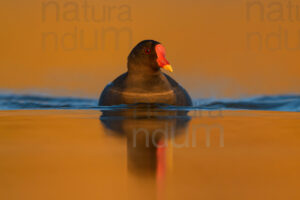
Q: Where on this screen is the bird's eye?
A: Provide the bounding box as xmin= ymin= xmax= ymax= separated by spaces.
xmin=144 ymin=48 xmax=151 ymax=54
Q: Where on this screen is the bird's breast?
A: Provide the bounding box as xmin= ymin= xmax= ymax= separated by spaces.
xmin=111 ymin=88 xmax=176 ymax=105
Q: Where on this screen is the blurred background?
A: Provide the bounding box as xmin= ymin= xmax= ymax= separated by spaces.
xmin=0 ymin=0 xmax=299 ymax=99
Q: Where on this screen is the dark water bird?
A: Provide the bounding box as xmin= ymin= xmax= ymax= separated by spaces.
xmin=98 ymin=40 xmax=192 ymax=106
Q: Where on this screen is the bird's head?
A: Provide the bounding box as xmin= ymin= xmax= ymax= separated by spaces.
xmin=127 ymin=40 xmax=173 ymax=73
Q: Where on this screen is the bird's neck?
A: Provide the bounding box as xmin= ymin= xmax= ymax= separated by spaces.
xmin=127 ymin=63 xmax=160 ymax=76
xmin=125 ymin=64 xmax=172 ymax=92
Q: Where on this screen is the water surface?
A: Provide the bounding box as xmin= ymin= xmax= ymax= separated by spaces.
xmin=0 ymin=93 xmax=300 ymax=111
xmin=1 ymin=108 xmax=300 ymax=200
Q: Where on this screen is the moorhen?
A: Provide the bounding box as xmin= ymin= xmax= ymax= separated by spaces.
xmin=98 ymin=40 xmax=192 ymax=106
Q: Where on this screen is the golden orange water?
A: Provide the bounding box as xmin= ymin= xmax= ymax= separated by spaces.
xmin=1 ymin=110 xmax=300 ymax=200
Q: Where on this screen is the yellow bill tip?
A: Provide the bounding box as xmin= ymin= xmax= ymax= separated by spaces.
xmin=163 ymin=65 xmax=173 ymax=72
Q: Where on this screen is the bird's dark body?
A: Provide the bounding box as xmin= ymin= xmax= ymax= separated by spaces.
xmin=99 ymin=72 xmax=192 ymax=106
xmin=98 ymin=40 xmax=192 ymax=106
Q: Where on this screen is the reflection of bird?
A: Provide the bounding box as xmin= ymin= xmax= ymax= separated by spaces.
xmin=100 ymin=106 xmax=191 ymax=199
xmin=98 ymin=40 xmax=192 ymax=106
xmin=99 ymin=106 xmax=191 ymax=176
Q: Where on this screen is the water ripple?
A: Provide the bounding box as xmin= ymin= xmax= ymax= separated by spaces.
xmin=0 ymin=93 xmax=299 ymax=112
